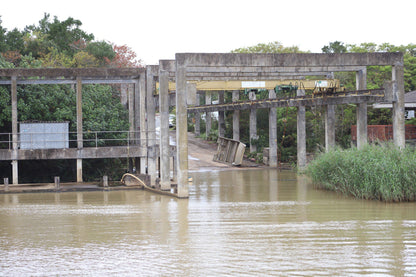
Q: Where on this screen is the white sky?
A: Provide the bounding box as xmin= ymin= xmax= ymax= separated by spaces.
xmin=1 ymin=0 xmax=414 ymax=65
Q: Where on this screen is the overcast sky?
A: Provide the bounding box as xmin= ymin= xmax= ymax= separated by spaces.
xmin=1 ymin=0 xmax=414 ymax=65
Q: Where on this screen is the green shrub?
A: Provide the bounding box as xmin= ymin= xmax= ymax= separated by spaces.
xmin=304 ymin=143 xmax=416 ymax=202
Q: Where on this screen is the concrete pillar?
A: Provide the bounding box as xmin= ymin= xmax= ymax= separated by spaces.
xmin=205 ymin=91 xmax=212 ymax=137
xmin=139 ymin=74 xmax=147 ymax=174
xmin=392 ymin=63 xmax=406 ymax=148
xmin=297 ymin=89 xmax=307 ymax=169
xmin=175 ymin=62 xmax=189 ymax=198
xmin=195 ymin=93 xmax=201 ymax=136
xmin=159 ymin=70 xmax=170 ymax=190
xmin=103 ymin=175 xmax=108 ymax=188
xmin=249 ymin=91 xmax=257 ymax=153
xmin=218 ymin=91 xmax=225 ymax=138
xmin=146 ymin=67 xmax=157 ymax=186
xmin=356 ymin=69 xmax=368 ymax=149
xmin=325 ymin=105 xmax=336 ymax=151
xmin=268 ymin=89 xmax=278 ymax=167
xmin=120 ymin=83 xmax=128 ymax=108
xmin=11 ymin=75 xmax=18 ymax=184
xmin=232 ymin=90 xmax=240 ymax=141
xmin=76 ymin=77 xmax=83 ymax=182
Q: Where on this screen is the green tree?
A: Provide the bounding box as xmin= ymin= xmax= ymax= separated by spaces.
xmin=321 ymin=41 xmax=347 ymax=53
xmin=232 ymin=41 xmax=306 ymax=54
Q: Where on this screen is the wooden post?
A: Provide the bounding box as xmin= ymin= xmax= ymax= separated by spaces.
xmin=4 ymin=178 xmax=9 ymax=192
xmin=54 ymin=176 xmax=60 ymax=190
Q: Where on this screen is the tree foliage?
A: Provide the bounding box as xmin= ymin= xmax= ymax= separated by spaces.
xmin=0 ymin=15 xmax=140 ymax=182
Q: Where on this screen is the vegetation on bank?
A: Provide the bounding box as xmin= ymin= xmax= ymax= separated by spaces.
xmin=304 ymin=144 xmax=416 ymax=202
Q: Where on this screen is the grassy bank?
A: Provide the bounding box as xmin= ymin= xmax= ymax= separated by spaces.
xmin=304 ymin=144 xmax=416 ymax=202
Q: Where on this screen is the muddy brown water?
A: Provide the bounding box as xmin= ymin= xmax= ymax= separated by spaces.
xmin=1 ymin=169 xmax=415 ymax=276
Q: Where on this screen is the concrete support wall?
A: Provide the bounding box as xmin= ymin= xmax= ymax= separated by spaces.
xmin=205 ymin=92 xmax=212 ymax=137
xmin=392 ymin=63 xmax=406 ymax=148
xmin=356 ymin=69 xmax=368 ymax=149
xmin=11 ymin=76 xmax=18 ymax=184
xmin=146 ymin=67 xmax=157 ymax=186
xmin=175 ymin=61 xmax=189 ymax=197
xmin=232 ymin=90 xmax=240 ymax=141
xmin=159 ymin=69 xmax=170 ymax=190
xmin=325 ymin=105 xmax=336 ymax=151
xmin=76 ymin=77 xmax=83 ymax=182
xmin=218 ymin=91 xmax=225 ymax=137
xmin=249 ymin=91 xmax=257 ymax=153
xmin=297 ymin=89 xmax=306 ymax=169
xmin=268 ymin=89 xmax=277 ymax=167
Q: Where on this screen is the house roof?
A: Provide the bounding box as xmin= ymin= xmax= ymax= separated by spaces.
xmin=405 ymin=91 xmax=416 ymax=103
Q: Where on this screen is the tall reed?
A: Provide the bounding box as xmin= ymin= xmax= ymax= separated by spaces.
xmin=304 ymin=143 xmax=416 ymax=202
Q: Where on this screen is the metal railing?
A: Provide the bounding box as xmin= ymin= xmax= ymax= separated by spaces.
xmin=0 ymin=131 xmax=159 ymax=150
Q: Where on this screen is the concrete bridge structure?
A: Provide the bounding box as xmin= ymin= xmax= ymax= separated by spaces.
xmin=0 ymin=53 xmax=405 ymax=198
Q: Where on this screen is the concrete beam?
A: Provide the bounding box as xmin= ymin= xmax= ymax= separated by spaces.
xmin=0 ymin=146 xmax=145 ymax=160
xmin=176 ymin=53 xmax=403 ymax=68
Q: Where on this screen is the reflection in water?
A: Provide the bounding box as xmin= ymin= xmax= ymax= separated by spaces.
xmin=0 ymin=169 xmax=415 ymax=276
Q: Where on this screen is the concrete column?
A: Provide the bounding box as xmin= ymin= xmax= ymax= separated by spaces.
xmin=146 ymin=67 xmax=157 ymax=186
xmin=356 ymin=69 xmax=368 ymax=149
xmin=195 ymin=92 xmax=201 ymax=136
xmin=11 ymin=76 xmax=18 ymax=184
xmin=159 ymin=70 xmax=170 ymax=190
xmin=249 ymin=91 xmax=257 ymax=153
xmin=205 ymin=91 xmax=212 ymax=137
xmin=128 ymin=83 xmax=135 ymax=173
xmin=325 ymin=105 xmax=336 ymax=151
xmin=268 ymin=89 xmax=277 ymax=167
xmin=76 ymin=77 xmax=83 ymax=182
xmin=218 ymin=91 xmax=225 ymax=138
xmin=139 ymin=74 xmax=147 ymax=174
xmin=392 ymin=63 xmax=406 ymax=148
xmin=232 ymin=90 xmax=240 ymax=141
xmin=120 ymin=83 xmax=128 ymax=108
xmin=297 ymin=89 xmax=307 ymax=169
xmin=175 ymin=61 xmax=189 ymax=198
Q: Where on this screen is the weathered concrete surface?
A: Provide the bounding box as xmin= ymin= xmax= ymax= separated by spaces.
xmin=356 ymin=69 xmax=368 ymax=149
xmin=297 ymin=89 xmax=306 ymax=169
xmin=0 ymin=146 xmax=145 ymax=160
xmin=159 ymin=68 xmax=171 ymax=190
xmin=232 ymin=90 xmax=240 ymax=141
xmin=175 ymin=58 xmax=189 ymax=198
xmin=268 ymin=89 xmax=277 ymax=167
